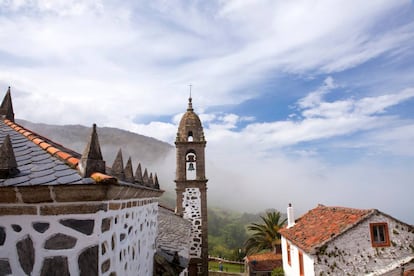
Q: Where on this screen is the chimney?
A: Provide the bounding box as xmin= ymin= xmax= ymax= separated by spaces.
xmin=287 ymin=203 xmax=295 ymax=228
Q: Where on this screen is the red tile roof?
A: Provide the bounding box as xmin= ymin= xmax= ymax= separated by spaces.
xmin=246 ymin=252 xmax=282 ymax=272
xmin=279 ymin=204 xmax=375 ymax=253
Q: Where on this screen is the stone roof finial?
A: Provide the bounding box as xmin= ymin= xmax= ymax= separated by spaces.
xmin=134 ymin=163 xmax=143 ymax=184
xmin=142 ymin=168 xmax=149 ymax=186
xmin=149 ymin=172 xmax=154 ymax=187
xmin=154 ymin=173 xmax=160 ymax=189
xmin=0 ymin=135 xmax=19 ymax=178
xmin=0 ymin=86 xmax=15 ymax=122
xmin=124 ymin=157 xmax=134 ymax=183
xmin=79 ymin=124 xmax=105 ymax=177
xmin=111 ymin=149 xmax=125 ymax=180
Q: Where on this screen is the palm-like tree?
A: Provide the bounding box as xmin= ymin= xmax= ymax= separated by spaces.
xmin=244 ymin=211 xmax=287 ymax=255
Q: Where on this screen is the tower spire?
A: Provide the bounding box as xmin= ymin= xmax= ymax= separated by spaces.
xmin=187 ymin=84 xmax=193 ymax=111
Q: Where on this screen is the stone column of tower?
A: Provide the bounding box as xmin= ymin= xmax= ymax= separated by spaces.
xmin=175 ymin=97 xmax=208 ymax=276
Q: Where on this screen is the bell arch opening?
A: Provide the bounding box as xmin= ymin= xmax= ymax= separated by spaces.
xmin=185 ymin=150 xmax=197 ymax=180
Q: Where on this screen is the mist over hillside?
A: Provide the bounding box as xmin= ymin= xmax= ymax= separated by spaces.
xmin=17 ymin=119 xmax=178 ymax=197
xmin=16 ymin=119 xmax=285 ymax=214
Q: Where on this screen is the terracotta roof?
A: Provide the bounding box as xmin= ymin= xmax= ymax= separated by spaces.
xmin=279 ymin=204 xmax=375 ymax=254
xmin=246 ymin=252 xmax=282 ymax=272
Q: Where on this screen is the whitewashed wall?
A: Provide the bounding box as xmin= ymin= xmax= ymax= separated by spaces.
xmin=314 ymin=213 xmax=414 ymax=276
xmin=282 ymin=213 xmax=414 ymax=276
xmin=0 ymin=198 xmax=158 ymax=276
xmin=281 ymin=237 xmax=315 ymax=276
xmin=182 ymin=187 xmax=202 ymax=258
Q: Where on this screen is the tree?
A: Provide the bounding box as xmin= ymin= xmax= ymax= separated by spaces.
xmin=244 ymin=211 xmax=287 ymax=255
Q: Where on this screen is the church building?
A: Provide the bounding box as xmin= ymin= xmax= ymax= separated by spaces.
xmin=0 ymin=87 xmax=208 ymax=276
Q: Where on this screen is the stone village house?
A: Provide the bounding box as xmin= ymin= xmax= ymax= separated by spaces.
xmin=279 ymin=204 xmax=414 ymax=276
xmin=0 ymin=87 xmax=208 ymax=275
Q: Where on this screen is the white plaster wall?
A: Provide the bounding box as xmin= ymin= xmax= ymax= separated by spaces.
xmin=182 ymin=187 xmax=202 ymax=258
xmin=282 ymin=237 xmax=315 ymax=276
xmin=0 ymin=210 xmax=99 ymax=275
xmin=313 ymin=213 xmax=414 ymax=276
xmin=303 ymin=252 xmax=315 ymax=276
xmin=99 ymin=201 xmax=158 ymax=276
xmin=0 ymin=198 xmax=158 ymax=276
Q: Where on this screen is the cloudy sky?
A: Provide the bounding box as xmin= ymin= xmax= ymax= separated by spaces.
xmin=1 ymin=0 xmax=414 ymax=223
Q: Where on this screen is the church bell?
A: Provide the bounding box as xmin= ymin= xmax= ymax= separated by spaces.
xmin=188 ymin=162 xmax=195 ymax=171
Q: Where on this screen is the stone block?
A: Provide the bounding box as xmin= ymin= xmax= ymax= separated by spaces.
xmin=60 ymin=219 xmax=95 ymax=235
xmin=78 ymin=245 xmax=98 ymax=276
xmin=0 ymin=206 xmax=37 ymax=215
xmin=0 ymin=226 xmax=5 ymax=245
xmin=0 ymin=259 xmax=11 ymax=275
xmin=32 ymin=222 xmax=50 ymax=233
xmin=44 ymin=233 xmax=77 ymax=250
xmin=11 ymin=224 xmax=22 ymax=232
xmin=0 ymin=188 xmax=17 ymax=203
xmin=40 ymin=256 xmax=69 ymax=276
xmin=53 ymin=185 xmax=107 ymax=202
xmin=101 ymin=217 xmax=111 ymax=233
xmin=40 ymin=203 xmax=106 ymax=215
xmin=16 ymin=235 xmax=34 ymax=275
xmin=19 ymin=186 xmax=53 ymax=203
xmin=101 ymin=259 xmax=110 ymax=273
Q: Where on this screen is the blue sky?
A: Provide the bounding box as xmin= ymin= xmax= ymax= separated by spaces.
xmin=1 ymin=0 xmax=414 ymax=222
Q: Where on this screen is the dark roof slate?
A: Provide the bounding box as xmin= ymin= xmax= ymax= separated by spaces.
xmin=0 ymin=119 xmax=93 ymax=187
xmin=157 ymin=206 xmax=192 ymax=268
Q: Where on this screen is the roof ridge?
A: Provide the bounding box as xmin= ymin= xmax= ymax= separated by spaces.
xmin=3 ymin=119 xmax=118 ymax=184
xmin=4 ymin=119 xmax=80 ymax=168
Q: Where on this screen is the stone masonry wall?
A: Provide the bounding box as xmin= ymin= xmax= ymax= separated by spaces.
xmin=0 ymin=198 xmax=158 ymax=276
xmin=314 ymin=213 xmax=414 ymax=276
xmin=182 ymin=187 xmax=202 ymax=258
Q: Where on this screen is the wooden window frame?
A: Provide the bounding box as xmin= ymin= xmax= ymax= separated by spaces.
xmin=287 ymin=242 xmax=291 ymax=266
xmin=299 ymin=250 xmax=304 ymax=276
xmin=369 ymin=222 xmax=390 ymax=247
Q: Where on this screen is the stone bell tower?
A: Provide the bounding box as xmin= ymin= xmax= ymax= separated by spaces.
xmin=175 ymin=96 xmax=208 ymax=275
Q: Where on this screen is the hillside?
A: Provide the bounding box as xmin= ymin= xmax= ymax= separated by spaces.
xmin=17 ymin=119 xmax=173 ymax=167
xmin=16 ymin=119 xmax=287 ymax=259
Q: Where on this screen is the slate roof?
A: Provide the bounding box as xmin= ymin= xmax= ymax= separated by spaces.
xmin=246 ymin=252 xmax=283 ymax=272
xmin=0 ymin=119 xmax=94 ymax=186
xmin=279 ymin=204 xmax=375 ymax=254
xmin=157 ymin=205 xmax=192 ymax=268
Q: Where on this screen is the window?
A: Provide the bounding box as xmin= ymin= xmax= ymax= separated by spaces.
xmin=188 ymin=131 xmax=193 ymax=141
xmin=370 ymin=222 xmax=390 ymax=247
xmin=298 ymin=250 xmax=304 ymax=276
xmin=287 ymin=242 xmax=291 ymax=266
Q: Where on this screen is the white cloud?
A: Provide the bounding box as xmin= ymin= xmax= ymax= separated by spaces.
xmin=0 ymin=0 xmax=413 ymax=130
xmin=1 ymin=0 xmax=414 ymax=222
xmin=298 ymin=76 xmax=337 ymax=109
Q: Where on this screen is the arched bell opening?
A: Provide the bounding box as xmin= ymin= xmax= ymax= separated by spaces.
xmin=186 ymin=150 xmax=197 ymax=180
xmin=187 ymin=131 xmax=193 ymax=142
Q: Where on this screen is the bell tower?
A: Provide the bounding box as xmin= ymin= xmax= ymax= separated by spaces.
xmin=175 ymin=96 xmax=208 ymax=275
